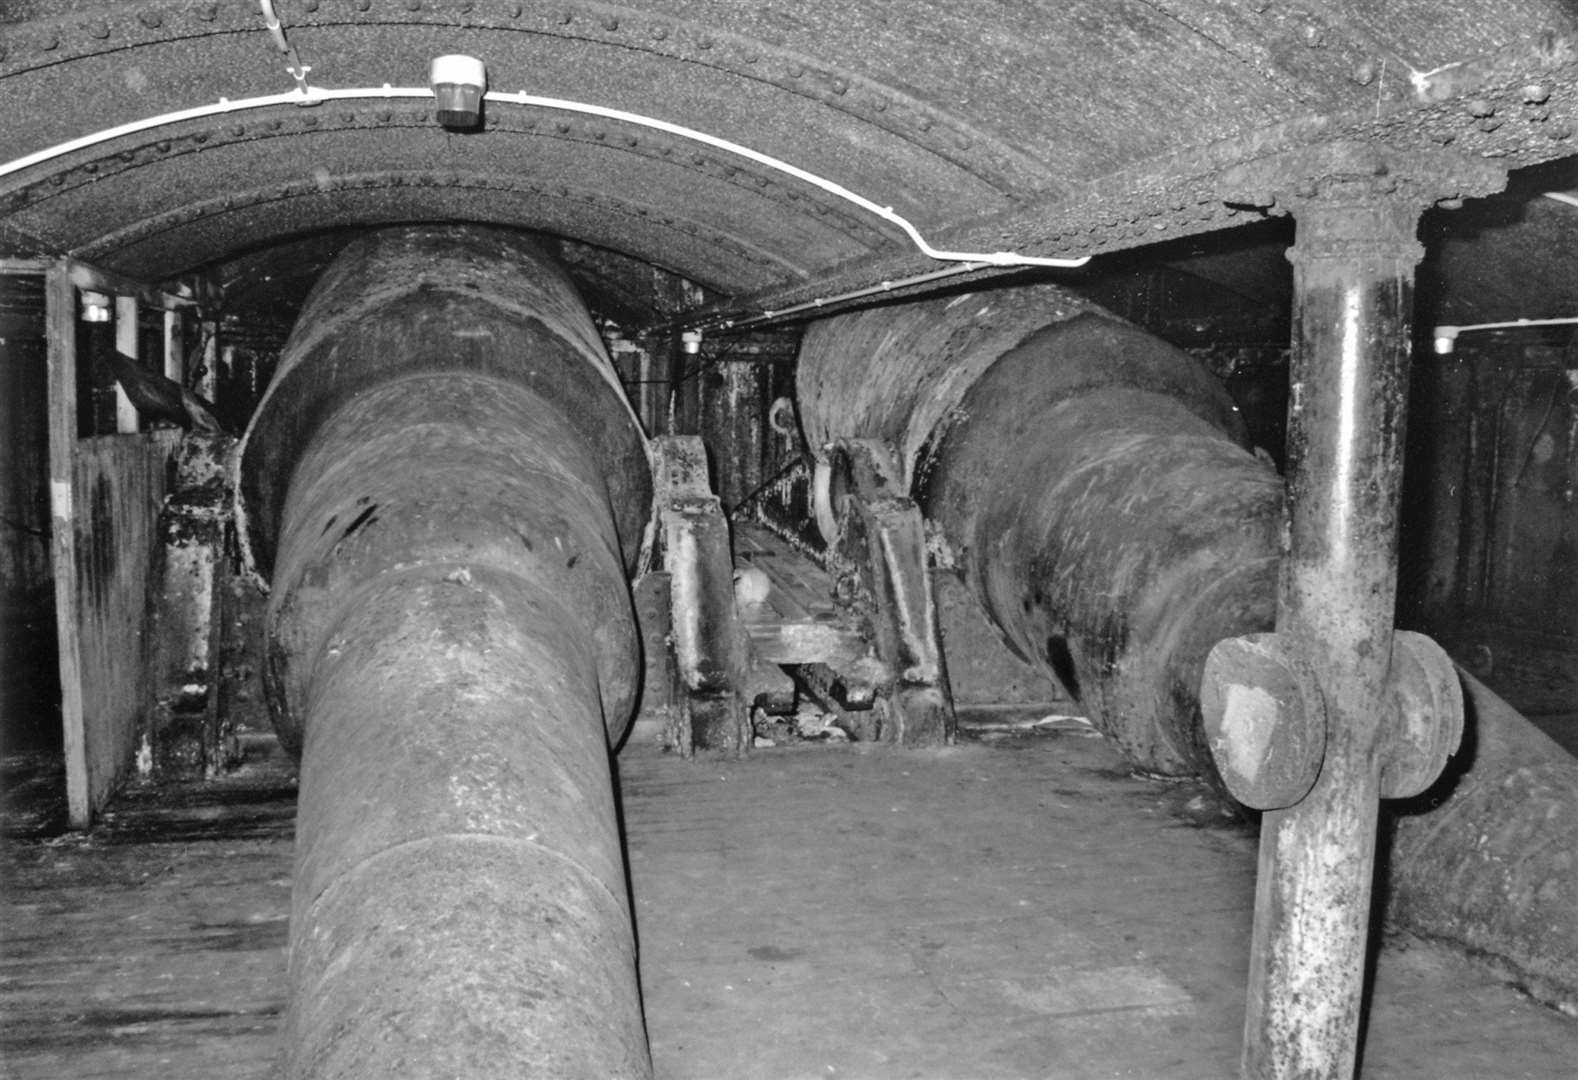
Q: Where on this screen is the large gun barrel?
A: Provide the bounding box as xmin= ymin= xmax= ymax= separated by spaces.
xmin=240 ymin=226 xmax=654 ymax=1078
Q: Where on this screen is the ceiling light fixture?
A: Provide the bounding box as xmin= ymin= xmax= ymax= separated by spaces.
xmin=431 ymin=56 xmax=487 ymax=131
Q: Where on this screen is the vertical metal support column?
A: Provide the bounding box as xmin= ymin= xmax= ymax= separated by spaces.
xmin=1212 ymin=146 xmax=1504 ymax=1079
xmin=1244 ymin=195 xmax=1419 ymax=1080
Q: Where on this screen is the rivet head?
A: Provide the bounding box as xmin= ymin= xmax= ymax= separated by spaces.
xmin=1522 ymin=83 xmax=1551 ymax=104
xmin=1351 ymin=60 xmax=1376 ymax=86
xmin=1466 ymin=97 xmax=1496 ymax=118
xmin=303 ymin=0 xmax=321 ymax=11
xmin=139 ymin=10 xmax=164 ymax=29
xmin=602 ymin=15 xmax=619 ymax=31
xmin=195 ymin=3 xmax=218 ymax=21
xmin=651 ymin=25 xmax=668 ymax=41
xmin=86 ymin=19 xmax=111 ymax=39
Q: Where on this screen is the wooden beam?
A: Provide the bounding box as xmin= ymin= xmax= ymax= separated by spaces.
xmin=44 ymin=260 xmax=88 ymax=829
xmin=162 ymin=308 xmax=183 ymax=383
xmin=66 ymin=259 xmax=194 ymax=313
xmin=0 ymin=257 xmax=51 ymax=275
xmin=114 ymin=296 xmax=140 ymax=433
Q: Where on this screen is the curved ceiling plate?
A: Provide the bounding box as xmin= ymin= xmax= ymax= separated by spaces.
xmin=2 ymin=0 xmax=1577 ymax=325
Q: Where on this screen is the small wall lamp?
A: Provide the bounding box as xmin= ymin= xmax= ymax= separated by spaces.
xmin=80 ymin=290 xmax=112 ymax=324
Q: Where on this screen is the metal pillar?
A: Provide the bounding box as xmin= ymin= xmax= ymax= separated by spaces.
xmin=1209 ymin=146 xmax=1503 ymax=1079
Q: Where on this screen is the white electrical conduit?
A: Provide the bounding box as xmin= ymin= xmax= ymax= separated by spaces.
xmin=256 ymin=0 xmax=312 ymax=94
xmin=0 ymin=86 xmax=1091 ymax=274
xmin=1432 ymin=315 xmax=1578 ymax=354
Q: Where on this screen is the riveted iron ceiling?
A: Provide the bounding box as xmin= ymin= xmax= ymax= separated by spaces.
xmin=2 ymin=1 xmax=1576 ymax=325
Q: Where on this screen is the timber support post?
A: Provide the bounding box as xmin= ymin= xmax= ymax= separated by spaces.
xmin=1205 ymin=144 xmax=1504 ymax=1079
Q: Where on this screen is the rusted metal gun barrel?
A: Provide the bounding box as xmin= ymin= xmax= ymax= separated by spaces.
xmin=240 ymin=226 xmax=653 ymax=1078
xmin=798 ymin=284 xmax=1578 ymax=1007
xmin=799 ymin=289 xmax=1284 ymax=781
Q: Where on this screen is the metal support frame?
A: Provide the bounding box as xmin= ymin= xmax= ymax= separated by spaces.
xmin=1205 ymin=144 xmax=1504 ymax=1078
xmin=827 ymin=438 xmax=954 ymax=746
xmin=652 ymin=434 xmax=753 ymax=757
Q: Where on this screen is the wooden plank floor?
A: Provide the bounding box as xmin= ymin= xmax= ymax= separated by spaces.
xmin=2 ymin=734 xmax=295 ymax=1079
xmin=5 ymin=728 xmax=1578 ymax=1078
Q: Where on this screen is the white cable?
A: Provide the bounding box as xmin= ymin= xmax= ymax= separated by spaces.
xmin=257 ymin=0 xmax=312 ymax=94
xmin=1432 ymin=315 xmax=1578 ymax=354
xmin=0 ymin=85 xmax=1090 ymax=271
xmin=486 ymin=89 xmax=1089 ymax=270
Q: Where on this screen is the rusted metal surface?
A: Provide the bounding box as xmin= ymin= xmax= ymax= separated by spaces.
xmin=1387 ymin=670 xmax=1578 ymax=1014
xmin=1201 ymin=633 xmax=1328 ymax=811
xmin=800 ymin=272 xmax=1578 ymax=1054
xmin=144 ymin=433 xmax=241 ymax=778
xmin=2 ymin=1 xmax=1574 ymax=324
xmin=652 ymin=434 xmax=752 ymax=756
xmin=240 ymin=227 xmax=653 ymax=1078
xmin=1231 ymin=162 xmax=1470 ymax=1077
xmin=821 ymin=438 xmax=953 ymax=746
xmin=798 ymin=285 xmax=1099 ymax=486
xmin=799 ymin=291 xmax=1285 ymax=778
